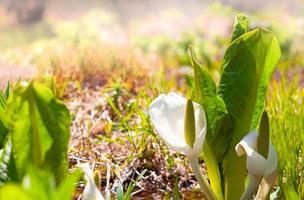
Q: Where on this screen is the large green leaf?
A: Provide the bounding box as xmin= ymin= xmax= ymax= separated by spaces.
xmin=0 ymin=167 xmax=81 ymax=200
xmin=52 ymin=169 xmax=81 ymax=200
xmin=7 ymin=82 xmax=71 ymax=184
xmin=219 ymin=28 xmax=280 ymax=200
xmin=0 ymin=184 xmax=35 ymax=200
xmin=219 ymin=28 xmax=280 ymax=141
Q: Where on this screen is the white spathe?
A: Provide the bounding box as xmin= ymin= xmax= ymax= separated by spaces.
xmin=235 ymin=130 xmax=278 ymax=177
xmin=149 ymin=92 xmax=206 ymax=157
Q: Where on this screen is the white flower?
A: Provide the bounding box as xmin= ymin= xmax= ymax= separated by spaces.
xmin=149 ymin=92 xmax=217 ymax=200
xmin=149 ymin=92 xmax=206 ymax=157
xmin=235 ymin=130 xmax=277 ymax=177
xmin=235 ymin=130 xmax=278 ymax=200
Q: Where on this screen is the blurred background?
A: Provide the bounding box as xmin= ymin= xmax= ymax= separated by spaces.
xmin=1 ymin=0 xmax=304 ymax=84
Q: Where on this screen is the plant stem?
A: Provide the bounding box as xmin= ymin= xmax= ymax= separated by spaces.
xmin=188 ymin=156 xmax=218 ymax=200
xmin=241 ymin=175 xmax=260 ymax=200
xmin=203 ymin=144 xmax=224 ymax=200
xmin=224 ymin=148 xmax=246 ymax=200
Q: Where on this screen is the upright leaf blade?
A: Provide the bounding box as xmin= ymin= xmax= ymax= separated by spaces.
xmin=219 ymin=28 xmax=280 ymax=142
xmin=53 ymin=169 xmax=81 ymax=200
xmin=189 ymin=47 xmax=231 ymax=162
xmin=219 ymin=28 xmax=280 ymax=200
xmin=189 ymin=47 xmax=229 ymax=200
xmin=7 ymin=82 xmax=70 ymax=184
xmin=0 ymin=184 xmax=35 ymax=200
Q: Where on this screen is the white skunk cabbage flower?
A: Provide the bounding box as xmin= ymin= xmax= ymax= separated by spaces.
xmin=235 ymin=130 xmax=278 ymax=200
xmin=149 ymin=92 xmax=217 ymax=200
xmin=149 ymin=92 xmax=206 ymax=157
xmin=78 ymin=163 xmax=104 ymax=200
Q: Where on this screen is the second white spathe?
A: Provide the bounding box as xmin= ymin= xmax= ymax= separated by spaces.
xmin=235 ymin=130 xmax=278 ymax=177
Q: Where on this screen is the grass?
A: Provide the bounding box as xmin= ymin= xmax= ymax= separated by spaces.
xmin=268 ymin=71 xmax=304 ymax=198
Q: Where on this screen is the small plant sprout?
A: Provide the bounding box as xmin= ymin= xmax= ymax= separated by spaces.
xmin=149 ymin=92 xmax=217 ymax=200
xmin=235 ymin=111 xmax=278 ymax=200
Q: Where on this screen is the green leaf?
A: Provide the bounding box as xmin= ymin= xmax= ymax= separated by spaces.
xmin=0 ymin=92 xmax=6 ymax=109
xmin=189 ymin=47 xmax=228 ymax=200
xmin=0 ymin=184 xmax=35 ymax=200
xmin=7 ymin=81 xmax=71 ymax=184
xmin=257 ymin=111 xmax=269 ymax=159
xmin=231 ymin=14 xmax=248 ymax=42
xmin=219 ymin=28 xmax=280 ymax=143
xmin=52 ymin=169 xmax=81 ymax=200
xmin=189 ymin=46 xmax=231 ymax=162
xmin=20 ymin=167 xmax=51 ymax=200
xmin=220 ymin=28 xmax=280 ymax=199
xmin=184 ymin=99 xmax=196 ymax=148
xmin=3 ymin=81 xmax=11 ymax=100
xmin=0 ymin=166 xmax=80 ymax=200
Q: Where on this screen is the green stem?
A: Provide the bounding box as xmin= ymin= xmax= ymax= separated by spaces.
xmin=203 ymin=144 xmax=224 ymax=200
xmin=224 ymin=148 xmax=246 ymax=200
xmin=188 ymin=156 xmax=218 ymax=200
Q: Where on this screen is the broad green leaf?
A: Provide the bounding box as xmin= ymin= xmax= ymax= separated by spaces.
xmin=184 ymin=99 xmax=195 ymax=148
xmin=20 ymin=167 xmax=51 ymax=200
xmin=220 ymin=28 xmax=280 ymax=200
xmin=0 ymin=184 xmax=35 ymax=200
xmin=219 ymin=28 xmax=280 ymax=143
xmin=189 ymin=47 xmax=231 ymax=162
xmin=0 ymin=166 xmax=80 ymax=200
xmin=231 ymin=14 xmax=248 ymax=42
xmin=7 ymin=81 xmax=70 ymax=184
xmin=257 ymin=111 xmax=269 ymax=159
xmin=43 ymin=75 xmax=56 ymax=96
xmin=52 ymin=169 xmax=81 ymax=200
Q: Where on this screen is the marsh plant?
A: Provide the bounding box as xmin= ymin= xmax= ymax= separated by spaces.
xmin=149 ymin=14 xmax=281 ymax=200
